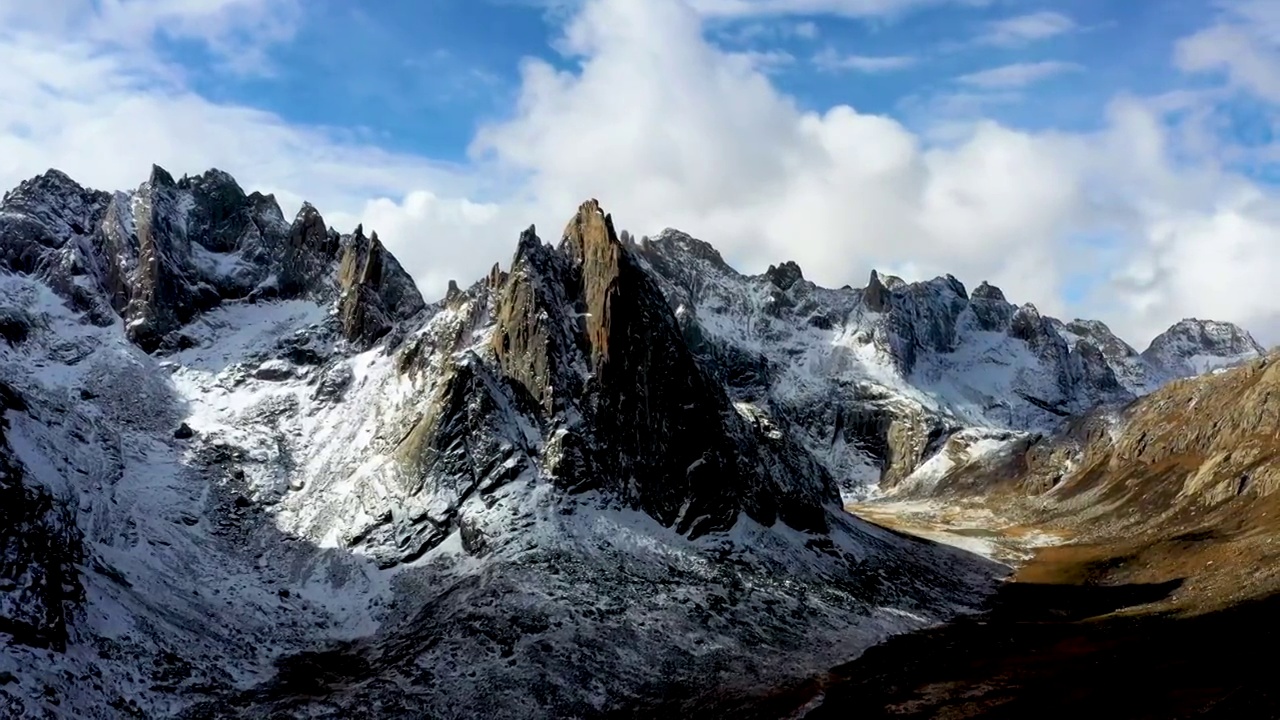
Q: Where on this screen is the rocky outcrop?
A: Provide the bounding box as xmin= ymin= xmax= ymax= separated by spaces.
xmin=336 ymin=227 xmax=426 ymax=349
xmin=491 ymin=225 xmax=585 ymax=416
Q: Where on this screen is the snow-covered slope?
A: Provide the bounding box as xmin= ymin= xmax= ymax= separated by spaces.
xmin=1 ymin=171 xmax=1008 ymax=718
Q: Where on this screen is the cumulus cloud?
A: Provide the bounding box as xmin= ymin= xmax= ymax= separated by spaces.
xmin=472 ymin=0 xmax=1092 ymax=316
xmin=469 ymin=0 xmax=1280 ymax=345
xmin=3 ymin=0 xmax=1280 ymax=347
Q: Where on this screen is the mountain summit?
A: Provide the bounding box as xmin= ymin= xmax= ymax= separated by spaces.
xmin=0 ymin=167 xmax=1264 ymax=718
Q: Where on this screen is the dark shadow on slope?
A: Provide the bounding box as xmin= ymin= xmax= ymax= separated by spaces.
xmin=794 ymin=576 xmax=1280 ymax=719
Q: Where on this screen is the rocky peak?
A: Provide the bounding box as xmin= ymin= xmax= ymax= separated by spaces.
xmin=971 ymin=281 xmax=1005 ymax=302
xmin=147 ymin=163 xmax=177 ymax=189
xmin=1063 ymin=319 xmax=1139 ymax=359
xmin=487 ymin=200 xmax=836 ymax=536
xmin=966 ymin=281 xmax=1013 ymax=332
xmin=1 ymin=170 xmax=109 ymax=244
xmin=864 ymin=269 xmax=890 ymax=312
xmin=248 ymin=191 xmax=286 ymax=226
xmin=492 ymin=224 xmax=583 ymax=417
xmin=276 ymin=202 xmax=338 ymax=299
xmin=560 ymin=199 xmax=628 ymax=369
xmin=1009 ymin=303 xmax=1047 ymax=345
xmin=125 ymin=169 xmax=223 ymax=351
xmin=176 ymin=168 xmax=250 ymax=253
xmin=640 ymin=228 xmax=734 ymax=272
xmin=765 ymin=260 xmax=804 ymax=291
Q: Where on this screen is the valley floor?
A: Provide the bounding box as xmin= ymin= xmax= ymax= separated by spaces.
xmin=785 ymin=499 xmax=1280 ymax=719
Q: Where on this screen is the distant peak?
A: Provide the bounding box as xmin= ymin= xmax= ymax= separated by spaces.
xmin=765 ymin=261 xmax=803 ymax=290
xmin=640 ymin=228 xmax=733 ymax=273
xmin=295 ymin=202 xmax=322 ymax=222
xmin=1145 ymin=317 xmax=1264 ymax=359
xmin=178 ymin=167 xmax=244 ymax=195
xmin=2 ymin=168 xmax=88 ymax=207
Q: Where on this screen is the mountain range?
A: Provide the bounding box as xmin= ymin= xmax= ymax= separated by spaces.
xmin=0 ymin=166 xmax=1266 ymax=718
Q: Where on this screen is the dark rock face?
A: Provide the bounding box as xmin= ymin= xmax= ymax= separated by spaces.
xmin=181 ymin=169 xmax=254 ymax=254
xmin=0 ymin=382 xmax=84 ymax=651
xmin=864 ymin=270 xmax=890 ymax=312
xmin=488 ymin=201 xmax=836 ymax=535
xmin=125 ymin=168 xmax=225 ymax=351
xmin=967 ymin=281 xmax=1013 ymax=331
xmin=0 ymin=308 xmax=29 ymax=346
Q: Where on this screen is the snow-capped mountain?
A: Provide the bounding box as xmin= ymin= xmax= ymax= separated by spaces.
xmin=631 ymin=228 xmax=1262 ymax=496
xmin=1141 ymin=318 xmax=1266 ymax=378
xmin=0 ymin=166 xmax=1261 ymax=718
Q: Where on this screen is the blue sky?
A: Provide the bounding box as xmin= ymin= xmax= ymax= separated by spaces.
xmin=2 ymin=0 xmax=1280 ymax=345
xmin=167 ymin=0 xmax=1230 ymax=153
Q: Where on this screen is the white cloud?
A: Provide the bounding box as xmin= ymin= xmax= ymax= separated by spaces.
xmin=4 ymin=0 xmax=1280 ymax=347
xmin=793 ymin=20 xmax=820 ymax=38
xmin=976 ymin=11 xmax=1077 ymax=47
xmin=812 ymin=47 xmax=917 ymax=72
xmin=1176 ymin=0 xmax=1280 ymax=102
xmin=956 ymin=60 xmax=1082 ymax=89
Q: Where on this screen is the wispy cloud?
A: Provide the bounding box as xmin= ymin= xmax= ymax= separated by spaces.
xmin=718 ymin=19 xmax=819 ymax=44
xmin=976 ymin=11 xmax=1077 ymax=47
xmin=689 ymin=0 xmax=994 ymax=20
xmin=1176 ymin=0 xmax=1280 ymax=102
xmin=729 ymin=49 xmax=798 ymax=73
xmin=813 ymin=47 xmax=917 ymax=73
xmin=957 ymin=61 xmax=1082 ymax=88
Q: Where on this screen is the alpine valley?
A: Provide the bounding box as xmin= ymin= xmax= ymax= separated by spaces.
xmin=1 ymin=166 xmax=1275 ymax=718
